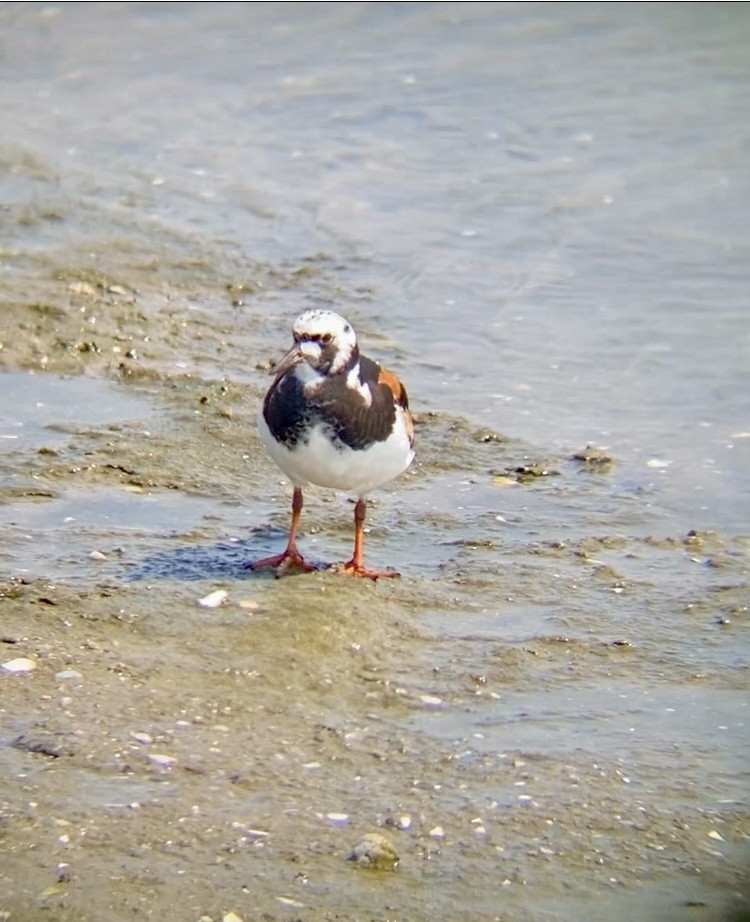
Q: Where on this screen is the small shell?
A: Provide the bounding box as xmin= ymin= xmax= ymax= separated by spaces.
xmin=2 ymin=657 xmax=36 ymax=674
xmin=198 ymin=589 xmax=228 ymax=609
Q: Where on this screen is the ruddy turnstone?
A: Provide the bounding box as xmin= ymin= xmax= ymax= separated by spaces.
xmin=249 ymin=309 xmax=414 ymax=579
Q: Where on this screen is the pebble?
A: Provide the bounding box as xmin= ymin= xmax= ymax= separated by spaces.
xmin=708 ymin=830 xmax=724 ymax=841
xmin=237 ymin=599 xmax=261 ymax=611
xmin=68 ymin=281 xmax=97 ymax=296
xmin=429 ymin=825 xmax=445 ymax=839
xmin=89 ymin=550 xmax=108 ymax=561
xmin=2 ymin=657 xmax=36 ymax=673
xmin=223 ymin=913 xmax=244 ymax=922
xmin=197 ymin=589 xmax=228 ymax=608
xmin=348 ymin=832 xmax=400 ymax=870
xmin=55 ymin=669 xmax=82 ymax=681
xmin=148 ymin=753 xmax=177 ymax=769
xmin=130 ymin=731 xmax=153 ymax=745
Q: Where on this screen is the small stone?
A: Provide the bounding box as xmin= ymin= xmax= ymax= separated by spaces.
xmin=348 ymin=832 xmax=399 ymax=870
xmin=223 ymin=913 xmax=244 ymax=922
xmin=68 ymin=281 xmax=97 ymax=296
xmin=130 ymin=731 xmax=153 ymax=745
xmin=89 ymin=550 xmax=108 ymax=561
xmin=708 ymin=830 xmax=724 ymax=841
xmin=2 ymin=657 xmax=36 ymax=673
xmin=198 ymin=589 xmax=228 ymax=608
xmin=237 ymin=599 xmax=261 ymax=611
xmin=148 ymin=753 xmax=177 ymax=770
xmin=429 ymin=825 xmax=445 ymax=839
xmin=571 ymin=446 xmax=614 ymax=468
xmin=55 ymin=669 xmax=82 ymax=681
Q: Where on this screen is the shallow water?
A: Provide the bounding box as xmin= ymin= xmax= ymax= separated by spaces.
xmin=1 ymin=4 xmax=748 ymax=921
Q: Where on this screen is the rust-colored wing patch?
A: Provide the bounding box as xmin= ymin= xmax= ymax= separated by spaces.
xmin=378 ymin=366 xmax=408 ymax=407
xmin=378 ymin=366 xmax=414 ymax=446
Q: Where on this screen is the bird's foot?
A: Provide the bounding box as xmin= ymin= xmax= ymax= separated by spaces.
xmin=334 ymin=560 xmax=401 ymax=581
xmin=246 ymin=548 xmax=318 ymax=576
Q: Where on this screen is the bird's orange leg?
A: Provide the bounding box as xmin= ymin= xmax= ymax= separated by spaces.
xmin=337 ymin=498 xmax=399 ymax=580
xmin=247 ymin=487 xmax=318 ymax=574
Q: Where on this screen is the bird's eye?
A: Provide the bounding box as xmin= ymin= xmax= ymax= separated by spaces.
xmin=321 ymin=333 xmax=332 ymax=344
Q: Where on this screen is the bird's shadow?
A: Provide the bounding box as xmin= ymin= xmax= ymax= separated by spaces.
xmin=122 ymin=527 xmax=325 ymax=582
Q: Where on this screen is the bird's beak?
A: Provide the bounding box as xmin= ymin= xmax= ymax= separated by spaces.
xmin=270 ymin=343 xmax=304 ymax=382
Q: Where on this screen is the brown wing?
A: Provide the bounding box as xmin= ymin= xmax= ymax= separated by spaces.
xmin=307 ymin=354 xmax=412 ymax=451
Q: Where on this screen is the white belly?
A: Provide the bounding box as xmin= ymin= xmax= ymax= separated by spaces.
xmin=258 ymin=409 xmax=414 ymax=497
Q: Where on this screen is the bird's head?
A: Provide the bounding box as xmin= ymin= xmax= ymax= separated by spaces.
xmin=273 ymin=310 xmax=358 ymax=379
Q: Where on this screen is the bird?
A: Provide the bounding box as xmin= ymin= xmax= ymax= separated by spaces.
xmin=248 ymin=309 xmax=415 ymax=580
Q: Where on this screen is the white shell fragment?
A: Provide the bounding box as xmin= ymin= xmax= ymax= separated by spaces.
xmin=326 ymin=812 xmax=349 ymax=826
xmin=348 ymin=832 xmax=400 ymax=870
xmin=2 ymin=657 xmax=36 ymax=673
xmin=275 ymin=898 xmax=304 ymax=909
xmin=420 ymin=694 xmax=443 ymax=708
xmin=198 ymin=589 xmax=228 ymax=608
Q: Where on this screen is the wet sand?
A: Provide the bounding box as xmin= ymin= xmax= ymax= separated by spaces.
xmin=1 ymin=234 xmax=748 ymax=922
xmin=2 ymin=4 xmax=749 ymax=920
